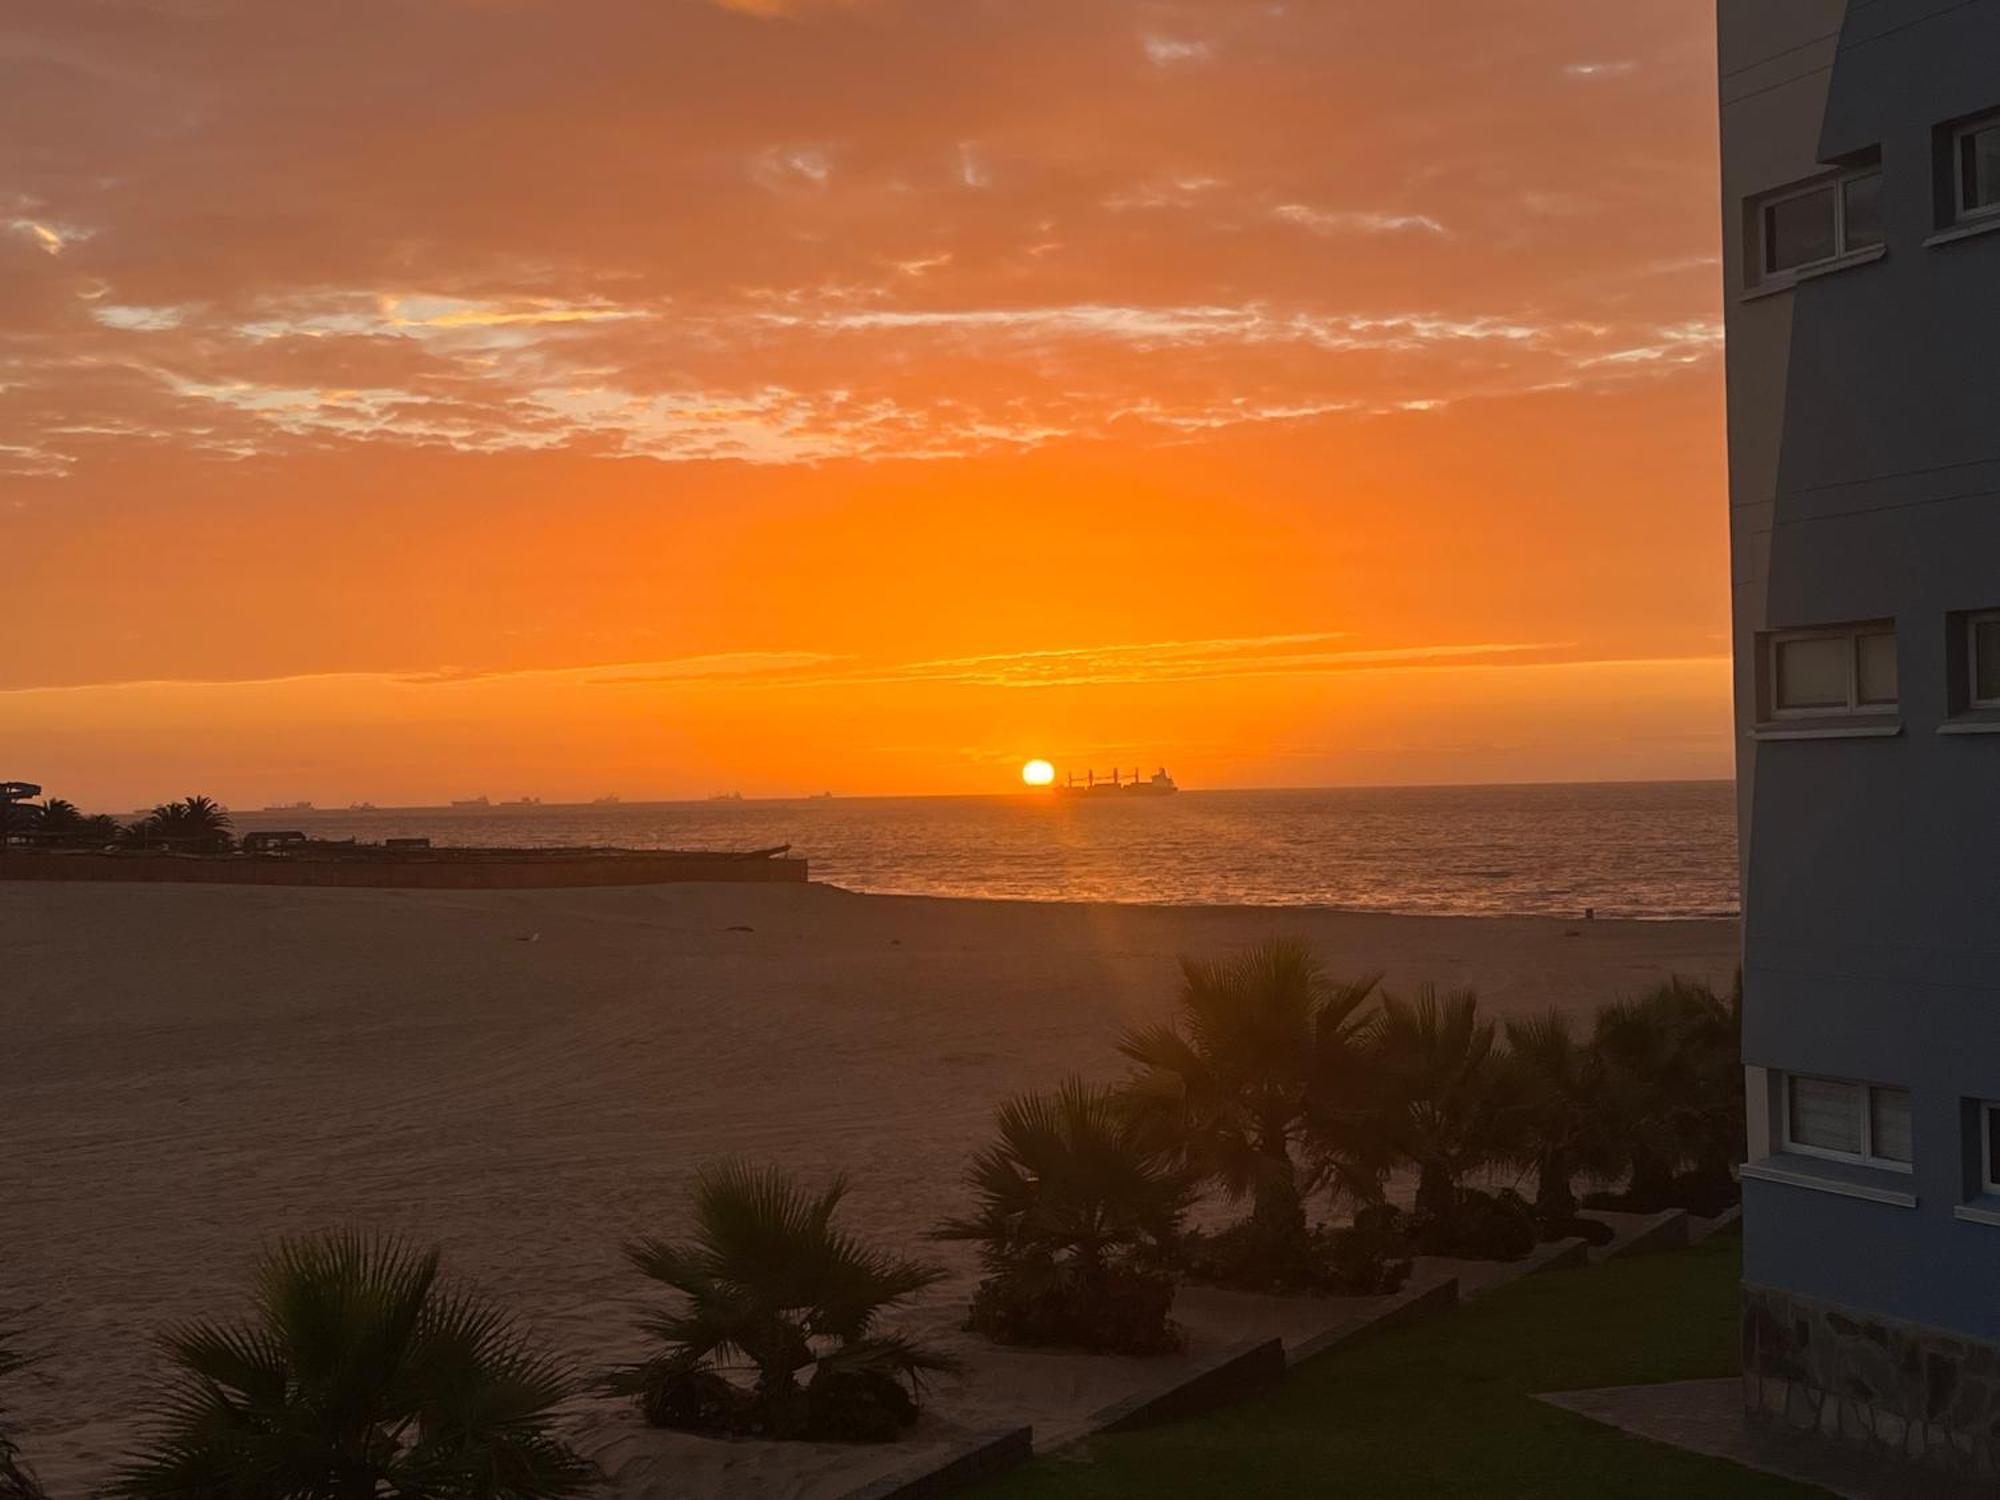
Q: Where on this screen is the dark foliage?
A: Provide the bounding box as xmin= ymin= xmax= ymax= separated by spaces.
xmin=124 ymin=795 xmax=235 ymax=854
xmin=1180 ymin=1215 xmax=1412 ymax=1297
xmin=1590 ymin=977 xmax=1743 ymax=1214
xmin=608 ymin=1160 xmax=951 ymax=1443
xmin=936 ymin=1080 xmax=1191 ymax=1354
xmin=964 ymin=1266 xmax=1181 ymax=1354
xmin=1363 ymin=986 xmax=1509 ymax=1226
xmin=1406 ymin=1188 xmax=1539 ymax=1262
xmin=1119 ymin=940 xmax=1386 ymax=1265
xmin=802 ymin=1366 xmax=917 ymax=1443
xmin=110 ymin=1232 xmax=594 ymax=1500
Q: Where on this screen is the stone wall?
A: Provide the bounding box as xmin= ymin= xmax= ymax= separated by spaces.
xmin=1742 ymin=1282 xmax=2000 ymax=1477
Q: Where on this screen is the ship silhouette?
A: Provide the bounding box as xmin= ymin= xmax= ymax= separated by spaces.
xmin=1055 ymin=767 xmax=1178 ymax=798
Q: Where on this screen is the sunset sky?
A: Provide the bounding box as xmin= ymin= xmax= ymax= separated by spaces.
xmin=3 ymin=0 xmax=1729 ymax=807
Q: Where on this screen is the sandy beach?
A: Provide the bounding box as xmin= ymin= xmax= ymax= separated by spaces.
xmin=0 ymin=881 xmax=1738 ymax=1495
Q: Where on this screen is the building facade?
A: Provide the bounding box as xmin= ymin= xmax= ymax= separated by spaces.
xmin=1720 ymin=0 xmax=2000 ymax=1474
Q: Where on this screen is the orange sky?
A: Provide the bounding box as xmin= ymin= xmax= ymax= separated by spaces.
xmin=1 ymin=0 xmax=1729 ymax=807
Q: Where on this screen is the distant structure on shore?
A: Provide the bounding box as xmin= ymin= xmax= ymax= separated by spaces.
xmin=1056 ymin=767 xmax=1178 ymax=798
xmin=1721 ymin=3 xmax=2000 ymax=1479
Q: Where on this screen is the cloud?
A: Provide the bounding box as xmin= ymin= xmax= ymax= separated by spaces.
xmin=1141 ymin=35 xmax=1213 ymax=66
xmin=6 ymin=637 xmax=1594 ymax=699
xmin=8 ymin=219 xmax=82 ymax=255
xmin=1274 ymin=204 xmax=1448 ymax=237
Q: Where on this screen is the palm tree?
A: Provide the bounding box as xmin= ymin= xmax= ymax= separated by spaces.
xmin=1365 ymin=985 xmax=1506 ymax=1221
xmin=934 ymin=1079 xmax=1192 ymax=1353
xmin=1502 ymin=1011 xmax=1618 ymax=1223
xmin=1119 ymin=939 xmax=1385 ymax=1248
xmin=610 ymin=1161 xmax=952 ymax=1442
xmin=37 ymin=800 xmax=81 ymax=836
xmin=1594 ymin=977 xmax=1742 ymax=1210
xmin=81 ymin=813 xmax=121 ymax=846
xmin=1 ymin=1324 xmax=48 ymax=1500
xmin=113 ymin=1232 xmax=594 ymax=1500
xmin=139 ymin=795 xmax=234 ymax=853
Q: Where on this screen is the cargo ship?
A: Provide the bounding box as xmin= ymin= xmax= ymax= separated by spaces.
xmin=1056 ymin=767 xmax=1178 ymax=797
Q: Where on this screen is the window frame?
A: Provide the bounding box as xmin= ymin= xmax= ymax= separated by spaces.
xmin=1953 ymin=116 xmax=2000 ymax=225
xmin=1753 ymin=166 xmax=1885 ymax=287
xmin=1766 ymin=623 xmax=1899 ymax=719
xmin=1968 ymin=610 xmax=2000 ymax=710
xmin=1982 ymin=1102 xmax=2000 ymax=1194
xmin=1782 ymin=1073 xmax=1914 ymax=1174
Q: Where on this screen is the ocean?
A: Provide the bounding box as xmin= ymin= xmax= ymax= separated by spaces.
xmin=230 ymin=780 xmax=1739 ymax=920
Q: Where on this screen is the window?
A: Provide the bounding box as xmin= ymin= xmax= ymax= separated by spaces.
xmin=1955 ymin=117 xmax=2000 ymax=223
xmin=1767 ymin=623 xmax=1898 ymax=717
xmin=1785 ymin=1074 xmax=1913 ymax=1171
xmin=1756 ymin=168 xmax=1884 ymax=283
xmin=1971 ymin=612 xmax=2000 ymax=708
xmin=1981 ymin=1103 xmax=2000 ymax=1194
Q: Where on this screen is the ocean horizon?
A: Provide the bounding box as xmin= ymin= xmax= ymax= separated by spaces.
xmin=230 ymin=778 xmax=1740 ymax=920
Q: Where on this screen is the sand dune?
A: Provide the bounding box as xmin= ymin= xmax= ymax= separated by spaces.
xmin=0 ymin=881 xmax=1737 ymax=1495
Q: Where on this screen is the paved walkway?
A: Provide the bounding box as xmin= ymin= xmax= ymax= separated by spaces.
xmin=1538 ymin=1378 xmax=1990 ymax=1500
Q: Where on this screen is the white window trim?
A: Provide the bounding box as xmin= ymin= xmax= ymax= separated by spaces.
xmin=1753 ymin=167 xmax=1883 ymax=288
xmin=1969 ymin=610 xmax=2000 ymax=710
xmin=1781 ymin=1073 xmax=1913 ymax=1174
xmin=1953 ymin=117 xmax=2000 ymax=225
xmin=1766 ymin=623 xmax=1898 ymax=719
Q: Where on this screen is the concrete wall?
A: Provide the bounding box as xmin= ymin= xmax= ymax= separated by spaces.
xmin=1722 ymin=0 xmax=2000 ymax=1339
xmin=0 ymin=852 xmax=810 ymax=889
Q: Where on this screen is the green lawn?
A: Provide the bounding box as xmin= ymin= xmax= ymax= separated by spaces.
xmin=973 ymin=1234 xmax=1823 ymax=1499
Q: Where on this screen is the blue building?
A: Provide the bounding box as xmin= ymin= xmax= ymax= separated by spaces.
xmin=1721 ymin=0 xmax=2000 ymax=1475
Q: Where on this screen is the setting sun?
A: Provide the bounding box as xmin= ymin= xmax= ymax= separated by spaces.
xmin=1021 ymin=759 xmax=1056 ymax=787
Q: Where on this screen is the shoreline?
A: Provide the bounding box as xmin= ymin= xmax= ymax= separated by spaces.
xmin=803 ymin=881 xmax=1742 ymax=923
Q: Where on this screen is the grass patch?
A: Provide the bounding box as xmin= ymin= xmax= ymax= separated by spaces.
xmin=974 ymin=1234 xmax=1822 ymax=1498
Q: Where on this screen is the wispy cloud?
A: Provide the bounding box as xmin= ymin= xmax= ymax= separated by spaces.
xmin=8 ymin=218 xmax=83 ymax=255
xmin=5 ymin=638 xmax=1592 ymax=699
xmin=1275 ymin=204 xmax=1448 ymax=238
xmin=1142 ymin=35 xmax=1213 ymax=67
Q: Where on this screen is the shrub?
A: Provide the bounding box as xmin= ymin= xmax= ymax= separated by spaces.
xmin=610 ymin=1160 xmax=952 ymax=1442
xmin=1179 ymin=1213 xmax=1411 ymax=1297
xmin=964 ymin=1265 xmax=1181 ymax=1354
xmin=110 ymin=1233 xmax=593 ymax=1500
xmin=1407 ymin=1187 xmax=1539 ymax=1262
xmin=936 ymin=1080 xmax=1191 ymax=1355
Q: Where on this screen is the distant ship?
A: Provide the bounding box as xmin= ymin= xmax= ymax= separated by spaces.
xmin=1055 ymin=767 xmax=1179 ymax=798
xmin=451 ymin=796 xmax=490 ymax=809
xmin=262 ymin=800 xmax=315 ymax=813
xmin=708 ymin=791 xmax=745 ymax=802
xmin=592 ymin=794 xmax=623 ymax=805
xmin=348 ymin=801 xmax=376 ymax=811
xmin=500 ymin=796 xmax=543 ymax=807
